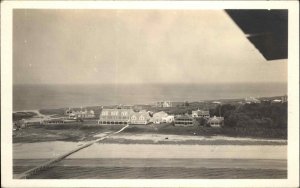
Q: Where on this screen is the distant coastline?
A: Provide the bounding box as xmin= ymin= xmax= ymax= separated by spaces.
xmin=13 ymin=82 xmax=287 ymax=111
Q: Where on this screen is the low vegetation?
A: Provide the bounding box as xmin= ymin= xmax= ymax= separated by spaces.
xmin=13 ymin=124 xmax=103 ymax=143
xmin=13 ymin=112 xmax=37 ymax=121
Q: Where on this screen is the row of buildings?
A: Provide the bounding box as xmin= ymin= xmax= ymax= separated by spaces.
xmin=98 ymin=109 xmax=175 ymax=125
xmin=14 ymin=107 xmax=224 ymax=129
xmin=40 ymin=108 xmax=96 ymax=125
xmin=65 ymin=108 xmax=96 ymax=119
xmin=245 ymin=95 xmax=288 ymax=104
xmin=174 ymin=109 xmax=224 ymax=128
xmin=14 ymin=108 xmax=96 ymax=129
xmin=98 ymin=108 xmax=224 ymax=128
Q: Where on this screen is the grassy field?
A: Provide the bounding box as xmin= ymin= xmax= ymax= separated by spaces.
xmin=13 ymin=122 xmax=287 ymax=144
xmin=13 ymin=111 xmax=38 ymax=121
xmin=124 ymin=124 xmax=287 ymax=139
xmin=102 ymin=136 xmax=287 ymax=145
xmin=13 ymin=124 xmax=111 ymax=143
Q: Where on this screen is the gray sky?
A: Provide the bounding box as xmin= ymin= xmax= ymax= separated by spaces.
xmin=13 ymin=9 xmax=287 ymax=85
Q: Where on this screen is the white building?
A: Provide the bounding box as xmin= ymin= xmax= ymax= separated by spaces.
xmin=245 ymin=97 xmax=261 ymax=104
xmin=98 ymin=108 xmax=133 ymax=125
xmin=66 ymin=108 xmax=95 ymax=119
xmin=207 ymin=116 xmax=224 ymax=128
xmin=152 ymin=111 xmax=168 ymax=124
xmin=129 ymin=110 xmax=151 ymax=125
xmin=162 ymin=115 xmax=175 ymax=123
xmin=192 ymin=109 xmax=210 ymax=118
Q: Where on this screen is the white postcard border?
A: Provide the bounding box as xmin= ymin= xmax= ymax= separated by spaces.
xmin=1 ymin=1 xmax=299 ymax=187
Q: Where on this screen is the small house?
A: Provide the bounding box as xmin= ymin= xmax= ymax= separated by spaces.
xmin=76 ymin=109 xmax=95 ymax=119
xmin=174 ymin=115 xmax=194 ymax=127
xmin=272 ymin=99 xmax=282 ymax=103
xmin=192 ymin=109 xmax=210 ymax=118
xmin=245 ymin=97 xmax=261 ymax=104
xmin=66 ymin=108 xmax=95 ymax=119
xmin=152 ymin=111 xmax=168 ymax=124
xmin=130 ymin=110 xmax=151 ymax=125
xmin=207 ymin=116 xmax=224 ymax=128
xmin=162 ymin=115 xmax=175 ymax=123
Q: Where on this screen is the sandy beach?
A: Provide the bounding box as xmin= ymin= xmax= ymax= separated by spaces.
xmin=14 ymin=141 xmax=287 ymax=159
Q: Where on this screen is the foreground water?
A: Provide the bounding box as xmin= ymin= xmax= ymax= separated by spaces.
xmin=13 ymin=83 xmax=287 ymax=110
xmin=13 ymin=142 xmax=287 ymax=179
xmin=14 ymin=158 xmax=287 ymax=179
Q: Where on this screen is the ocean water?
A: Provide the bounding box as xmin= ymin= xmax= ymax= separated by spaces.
xmin=14 ymin=159 xmax=287 ymax=179
xmin=13 ymin=83 xmax=287 ymax=111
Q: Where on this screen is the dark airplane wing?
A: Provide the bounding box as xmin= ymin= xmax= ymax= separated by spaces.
xmin=225 ymin=10 xmax=288 ymax=61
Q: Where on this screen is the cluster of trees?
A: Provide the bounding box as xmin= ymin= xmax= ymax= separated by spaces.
xmin=210 ymin=102 xmax=287 ymax=129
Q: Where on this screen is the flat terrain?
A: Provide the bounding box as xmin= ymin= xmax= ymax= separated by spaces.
xmin=103 ymin=133 xmax=287 ymax=145
xmin=13 ymin=123 xmax=287 ymax=144
xmin=13 ymin=124 xmax=101 ymax=143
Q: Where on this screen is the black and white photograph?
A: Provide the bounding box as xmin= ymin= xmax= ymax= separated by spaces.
xmin=1 ymin=1 xmax=299 ymax=187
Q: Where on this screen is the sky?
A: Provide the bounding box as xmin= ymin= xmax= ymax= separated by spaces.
xmin=13 ymin=9 xmax=287 ymax=85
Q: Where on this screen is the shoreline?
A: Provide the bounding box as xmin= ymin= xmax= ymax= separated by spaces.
xmin=13 ymin=142 xmax=287 ymax=160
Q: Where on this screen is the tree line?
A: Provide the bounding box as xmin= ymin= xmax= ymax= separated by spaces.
xmin=210 ymin=102 xmax=287 ymax=129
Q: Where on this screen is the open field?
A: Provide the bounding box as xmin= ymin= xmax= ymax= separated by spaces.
xmin=13 ymin=124 xmax=101 ymax=143
xmin=13 ymin=123 xmax=288 ymax=144
xmin=102 ymin=133 xmax=287 ymax=145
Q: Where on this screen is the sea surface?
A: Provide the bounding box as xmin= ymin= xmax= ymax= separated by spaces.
xmin=14 ymin=158 xmax=287 ymax=179
xmin=13 ymin=83 xmax=287 ymax=111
